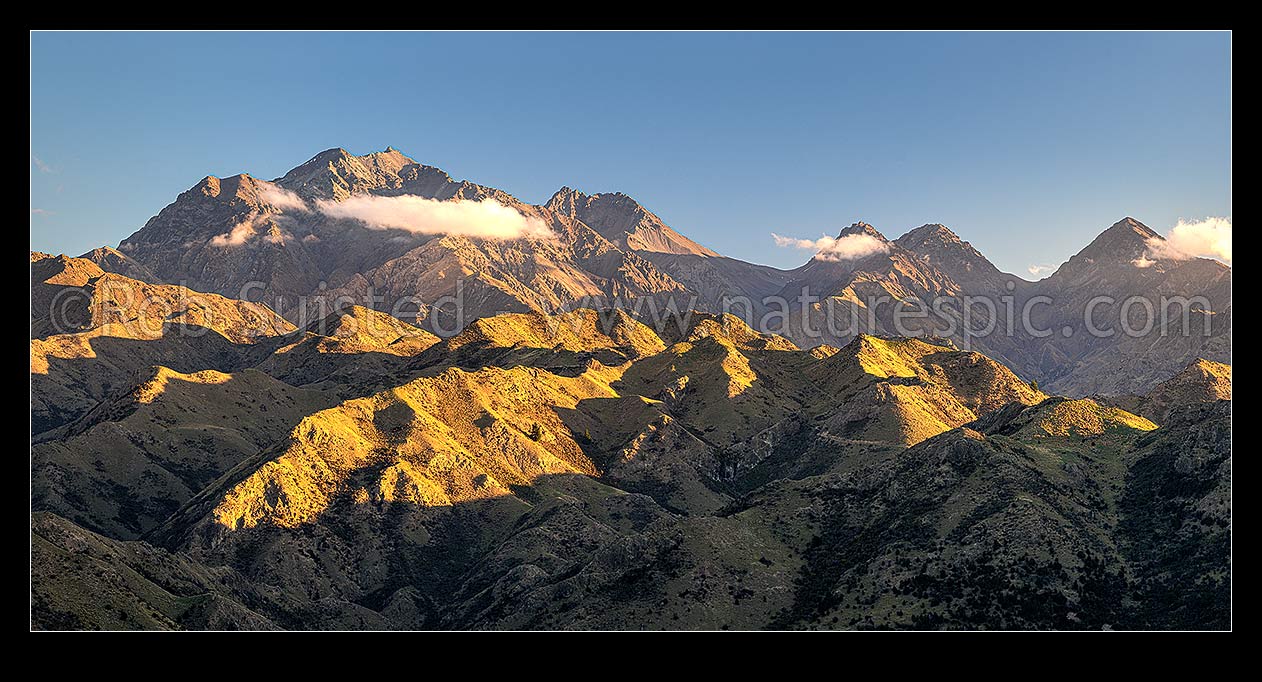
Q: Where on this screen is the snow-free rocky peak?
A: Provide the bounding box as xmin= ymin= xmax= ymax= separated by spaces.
xmin=546 ymin=186 xmax=719 ymax=257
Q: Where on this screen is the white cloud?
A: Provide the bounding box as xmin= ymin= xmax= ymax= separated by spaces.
xmin=314 ymin=195 xmax=553 ymax=241
xmin=258 ymin=183 xmax=310 ymax=212
xmin=772 ymin=232 xmax=890 ymax=262
xmin=208 ymin=214 xmax=291 ymax=248
xmin=30 ymin=208 xmax=53 ymax=217
xmin=1131 ymin=255 xmax=1157 ymax=269
xmin=1027 ymin=264 xmax=1055 ymax=277
xmin=209 ymin=219 xmax=259 ymax=248
xmin=1143 ymin=217 xmax=1231 ymax=265
xmin=31 ymin=155 xmax=54 ymax=174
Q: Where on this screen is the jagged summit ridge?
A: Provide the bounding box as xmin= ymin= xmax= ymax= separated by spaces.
xmin=836 ymin=221 xmax=888 ymax=241
xmin=545 ymin=185 xmax=719 ymax=256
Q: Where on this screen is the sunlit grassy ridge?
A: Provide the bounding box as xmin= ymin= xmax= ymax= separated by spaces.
xmin=447 ymin=308 xmax=666 ymax=357
xmin=206 ymin=363 xmax=619 ymax=534
xmin=807 ymin=335 xmax=1046 ymax=446
xmin=1030 ymin=399 xmax=1158 ymax=437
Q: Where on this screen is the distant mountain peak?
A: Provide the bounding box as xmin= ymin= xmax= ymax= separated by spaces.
xmin=897 ymin=223 xmax=963 ymax=246
xmin=892 ymin=222 xmax=1006 ymax=283
xmin=1060 ymin=216 xmax=1162 ymax=272
xmin=545 ymin=186 xmax=718 ymax=257
xmin=274 ymin=147 xmax=420 ymax=200
xmin=77 ymin=246 xmax=159 ymax=282
xmin=358 ymin=146 xmax=417 ymax=169
xmin=545 ymin=186 xmax=589 ymax=214
xmin=1103 ymin=216 xmax=1161 ymax=242
xmin=837 ymin=222 xmax=889 ymax=242
xmin=79 ymin=245 xmax=127 ymax=260
xmin=310 ymin=146 xmax=355 ymax=162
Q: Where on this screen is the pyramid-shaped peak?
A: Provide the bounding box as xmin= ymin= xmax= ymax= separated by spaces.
xmin=1048 ymin=216 xmax=1165 ymax=279
xmin=361 ymin=146 xmax=417 ymax=164
xmin=1103 ymin=216 xmax=1161 ymax=241
xmin=1078 ymin=217 xmax=1162 ymax=256
xmin=306 ymin=147 xmax=357 ymax=165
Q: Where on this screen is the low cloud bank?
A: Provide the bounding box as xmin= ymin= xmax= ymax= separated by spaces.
xmin=314 ymin=195 xmax=553 ymax=241
xmin=772 ymin=232 xmax=890 ymax=262
xmin=211 ymin=190 xmax=552 ymax=247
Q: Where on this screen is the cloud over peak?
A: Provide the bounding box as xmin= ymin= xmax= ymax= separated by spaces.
xmin=772 ymin=232 xmax=890 ymax=262
xmin=258 ymin=183 xmax=309 ymax=213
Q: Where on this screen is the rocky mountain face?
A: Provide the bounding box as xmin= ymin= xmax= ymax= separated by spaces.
xmin=775 ymin=221 xmax=1021 ymax=362
xmin=31 ymin=147 xmax=1230 ymax=630
xmin=115 ymin=149 xmax=696 ymax=335
xmin=1020 ymin=219 xmax=1231 ymax=396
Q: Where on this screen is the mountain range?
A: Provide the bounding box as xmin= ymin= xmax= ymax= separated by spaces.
xmin=30 ymin=147 xmax=1231 ymax=630
xmin=100 ymin=147 xmax=1230 ymax=397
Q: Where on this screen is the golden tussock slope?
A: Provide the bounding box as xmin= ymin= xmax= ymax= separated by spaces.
xmin=810 ymin=335 xmax=1047 ymax=445
xmin=169 ymin=363 xmax=622 ymax=543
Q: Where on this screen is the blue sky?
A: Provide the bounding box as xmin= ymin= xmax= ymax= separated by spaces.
xmin=30 ymin=31 xmax=1231 ymax=275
